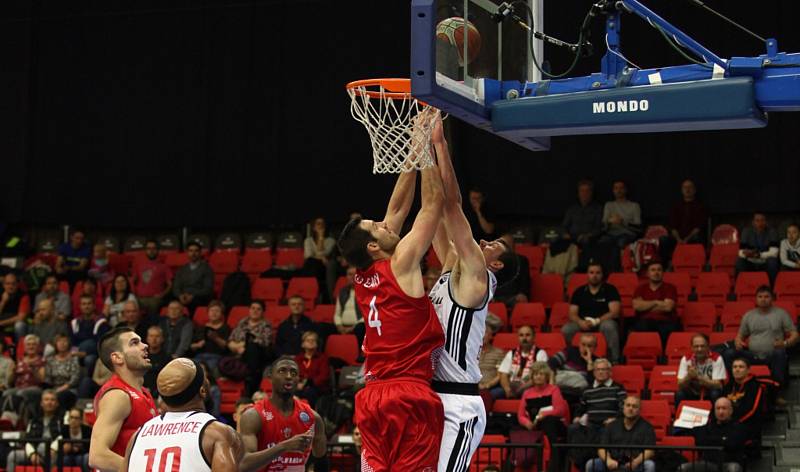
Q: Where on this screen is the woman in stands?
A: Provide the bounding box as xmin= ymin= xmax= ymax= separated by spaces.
xmin=2 ymin=334 xmax=45 ymax=422
xmin=294 ymin=331 xmax=330 ymax=407
xmin=303 ymin=217 xmax=337 ymax=302
xmin=103 ymin=275 xmax=136 ymax=327
xmin=44 ymin=333 xmax=80 ymax=409
xmin=190 ymin=300 xmax=230 ymax=373
xmin=517 ymin=362 xmax=570 ymax=472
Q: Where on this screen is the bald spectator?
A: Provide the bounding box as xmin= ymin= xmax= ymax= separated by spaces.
xmin=679 ymin=397 xmax=747 ymax=472
xmin=159 ymin=301 xmax=193 ymax=359
xmin=33 ymin=275 xmax=71 ymax=321
xmin=55 ymin=230 xmax=90 ymax=290
xmin=587 ymin=396 xmax=656 ymax=472
xmin=548 ymin=333 xmax=598 ymax=392
xmin=172 ymin=241 xmax=214 ymax=313
xmin=736 ymin=213 xmax=780 ymax=285
xmin=497 ymin=325 xmax=548 ymax=399
xmin=0 ymin=273 xmax=31 ymax=340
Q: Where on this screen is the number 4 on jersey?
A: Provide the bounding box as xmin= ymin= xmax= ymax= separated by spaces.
xmin=368 ymin=296 xmax=382 ymax=336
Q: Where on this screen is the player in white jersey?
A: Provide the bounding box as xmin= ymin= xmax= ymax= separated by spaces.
xmin=428 ymin=116 xmax=516 ymax=472
xmin=123 ymin=358 xmax=245 ymax=471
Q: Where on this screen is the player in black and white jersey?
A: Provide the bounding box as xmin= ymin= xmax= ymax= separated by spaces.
xmin=428 ymin=117 xmax=515 ymax=472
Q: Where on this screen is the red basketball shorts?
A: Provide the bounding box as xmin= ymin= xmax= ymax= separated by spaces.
xmin=354 ymin=377 xmax=444 ymax=472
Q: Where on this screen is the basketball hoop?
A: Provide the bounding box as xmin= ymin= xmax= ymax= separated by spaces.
xmin=346 ymin=78 xmax=443 ymax=174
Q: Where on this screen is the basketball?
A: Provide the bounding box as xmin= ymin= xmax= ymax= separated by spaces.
xmin=436 ymin=17 xmax=481 ymax=66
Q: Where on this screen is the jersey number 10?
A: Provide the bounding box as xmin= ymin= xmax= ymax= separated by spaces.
xmin=143 ymin=446 xmax=182 ymax=472
xmin=368 ymin=296 xmax=382 ymax=336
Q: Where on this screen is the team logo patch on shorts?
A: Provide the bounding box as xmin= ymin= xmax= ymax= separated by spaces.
xmin=299 ymin=411 xmax=311 ymax=424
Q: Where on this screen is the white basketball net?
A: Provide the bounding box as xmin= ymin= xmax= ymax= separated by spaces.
xmin=347 ymin=83 xmax=441 ymax=174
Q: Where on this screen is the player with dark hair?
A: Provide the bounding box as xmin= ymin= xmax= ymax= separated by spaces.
xmin=89 ymin=326 xmax=157 ymax=471
xmin=122 ymin=358 xmax=243 ymax=471
xmin=337 ymin=111 xmax=447 ymax=471
xmin=238 ymin=356 xmax=326 ymax=471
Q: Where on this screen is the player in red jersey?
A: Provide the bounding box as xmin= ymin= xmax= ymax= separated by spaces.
xmin=239 ymin=356 xmax=326 ymax=472
xmin=89 ymin=326 xmax=157 ymax=471
xmin=337 ymin=113 xmax=446 ymax=471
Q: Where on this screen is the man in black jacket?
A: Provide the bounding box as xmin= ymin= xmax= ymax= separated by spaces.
xmin=6 ymin=389 xmax=62 ymax=471
xmin=679 ymin=397 xmax=747 ymax=472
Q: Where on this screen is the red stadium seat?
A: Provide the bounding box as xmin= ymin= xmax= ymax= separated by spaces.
xmin=660 ymin=436 xmax=696 ymax=462
xmin=491 ymin=399 xmax=520 ymax=414
xmin=310 ymin=304 xmax=335 ymax=324
xmin=471 ymin=434 xmax=509 ymax=471
xmin=511 ymin=302 xmax=546 ymax=331
xmin=709 ymin=332 xmax=737 ymax=346
xmin=493 ymin=333 xmax=518 ymax=351
xmin=709 ymin=243 xmax=739 ymax=276
xmin=775 ymin=300 xmax=798 ymax=318
xmin=536 ymin=333 xmax=566 ymax=357
xmin=267 ymin=305 xmax=292 ymax=330
xmin=218 ymin=378 xmax=246 ymax=414
xmin=711 ymin=224 xmax=739 ymax=245
xmin=612 ymin=365 xmax=645 ymax=396
xmin=665 ymin=332 xmax=695 ymax=364
xmin=695 ymin=272 xmax=731 ymax=312
xmin=663 ymin=272 xmax=691 ymax=312
xmin=325 ymin=334 xmax=360 ymax=365
xmin=623 ymin=332 xmax=662 ymax=371
xmin=571 ymin=332 xmax=607 ymax=358
xmin=274 ymin=248 xmax=304 ymax=268
xmin=735 ymin=272 xmax=770 ymax=302
xmin=644 ymin=225 xmax=669 ymax=241
xmin=164 ymin=252 xmax=190 ymax=273
xmin=515 ymin=244 xmax=545 ymax=274
xmin=548 ymin=302 xmax=571 ymax=332
xmin=749 ymin=365 xmax=771 ymax=377
xmin=531 ymin=273 xmax=564 ymax=309
xmin=332 ymin=276 xmax=348 ymax=299
xmin=648 ymin=365 xmax=679 ymax=408
xmin=241 ymin=250 xmax=273 ymax=283
xmin=720 ymin=301 xmax=753 ymax=331
xmin=682 ymin=302 xmax=717 ymax=335
xmin=227 ymin=305 xmax=250 ymax=329
xmin=108 ymin=252 xmax=132 ymax=276
xmin=193 ymin=306 xmax=210 ymax=325
xmin=286 ymin=277 xmax=319 ymax=309
xmin=488 ymin=302 xmax=509 ymax=330
xmin=671 ymin=244 xmax=706 ymax=284
xmin=640 ymin=399 xmax=671 ymax=440
xmin=209 ymin=251 xmax=240 ymax=275
xmin=566 ymin=274 xmax=588 ymax=299
xmin=251 ymin=278 xmax=283 ymax=305
xmin=608 ymin=273 xmax=639 ymax=317
xmin=776 ymin=272 xmax=800 ymax=305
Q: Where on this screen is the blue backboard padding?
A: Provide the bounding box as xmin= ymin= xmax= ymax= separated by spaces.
xmin=491 ymin=77 xmax=766 ymax=136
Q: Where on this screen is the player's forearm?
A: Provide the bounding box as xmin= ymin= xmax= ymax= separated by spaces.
xmin=88 ymin=449 xmax=123 ymax=472
xmin=434 ymin=140 xmax=461 ymax=208
xmin=384 ymin=171 xmax=417 ymax=232
xmin=239 ymin=444 xmax=290 ymax=472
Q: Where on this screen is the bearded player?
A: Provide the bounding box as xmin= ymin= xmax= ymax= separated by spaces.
xmin=238 ymin=356 xmax=326 ymax=471
xmin=89 ymin=326 xmax=157 ymax=471
xmin=428 ymin=117 xmax=514 ymax=471
xmin=337 ymin=111 xmax=446 ymax=471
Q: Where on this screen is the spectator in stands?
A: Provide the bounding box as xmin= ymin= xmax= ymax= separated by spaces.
xmin=295 ymin=331 xmax=330 ymax=407
xmin=5 ymin=389 xmax=61 ymax=472
xmin=70 ymin=278 xmax=103 ymax=319
xmin=276 ymin=295 xmax=316 ymax=356
xmin=668 ymin=178 xmax=709 ymax=246
xmin=479 ymin=313 xmax=506 ymax=410
xmin=780 ymin=223 xmax=800 ymax=271
xmin=0 ymin=273 xmax=31 ymax=340
xmin=567 ymin=358 xmax=627 ymax=470
xmin=630 ymin=262 xmax=679 ymax=346
xmin=677 ymin=333 xmax=726 ymax=404
xmin=562 ymin=179 xmax=603 ymax=248
xmin=58 ymin=407 xmax=91 ymax=471
xmin=132 ymin=239 xmax=173 ymax=315
xmin=191 ymin=300 xmax=230 ymax=372
xmin=2 ymin=334 xmax=45 ymax=422
xmin=70 ymin=294 xmax=109 ymax=373
xmin=466 ymin=187 xmax=496 ymax=242
xmin=119 ymin=299 xmax=157 ymax=343
xmin=723 ymin=356 xmax=764 ymax=440
xmin=159 ymin=300 xmax=193 ymax=359
xmin=352 ymin=425 xmax=362 ymax=459
xmin=517 ymin=362 xmax=569 ymax=471
xmin=44 ymin=333 xmax=79 ymax=410
xmin=491 ymin=233 xmax=530 ymax=308
xmin=228 ymin=300 xmax=273 ymax=394
xmin=172 ymin=241 xmax=214 ymax=313
xmin=497 ymin=325 xmax=548 ymax=399
xmin=549 ymin=333 xmax=598 ymax=393
xmin=600 ymin=180 xmax=642 ymax=252
xmin=303 ymin=217 xmax=337 ymax=303
xmin=55 ymin=230 xmax=90 ymax=290
xmin=143 ymin=325 xmax=170 ymax=397
xmin=587 ymin=395 xmax=656 ymax=472
xmin=30 ymin=299 xmax=68 ymax=357
xmin=561 ymin=263 xmax=621 ymax=363
xmin=33 ymin=275 xmax=71 ymax=321
xmin=76 ymin=358 xmax=110 ymax=400
xmin=251 ymin=391 xmax=266 ymax=402
xmin=736 ymin=212 xmax=780 ymax=285
xmin=333 ymin=266 xmax=365 ymax=350
xmin=726 ymin=285 xmax=797 ymax=388
xmin=0 ymin=338 xmax=14 ymax=394
xmin=103 ymin=274 xmax=136 ymax=327
xmin=198 ymin=361 xmax=221 ymax=418
xmin=87 ymin=243 xmax=114 ymax=287
xmin=233 ymin=397 xmax=253 ymax=430
xmin=679 ymin=396 xmax=746 ymax=472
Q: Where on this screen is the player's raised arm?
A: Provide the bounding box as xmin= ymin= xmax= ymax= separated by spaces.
xmin=88 ymin=389 xmax=131 ymax=472
xmin=311 ymin=411 xmax=327 ymax=458
xmin=382 ymin=171 xmax=417 ymax=235
xmin=202 ymin=422 xmax=244 ymax=472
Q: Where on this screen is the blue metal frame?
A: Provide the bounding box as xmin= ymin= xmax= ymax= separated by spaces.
xmin=410 ymin=0 xmax=800 ymax=151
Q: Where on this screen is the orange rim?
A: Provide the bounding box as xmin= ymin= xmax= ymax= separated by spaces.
xmin=346 ymin=78 xmax=412 ymax=99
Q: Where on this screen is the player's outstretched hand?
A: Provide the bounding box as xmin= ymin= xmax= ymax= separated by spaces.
xmin=280 ymin=430 xmax=314 ymax=452
xmin=430 ymin=112 xmax=445 ymax=146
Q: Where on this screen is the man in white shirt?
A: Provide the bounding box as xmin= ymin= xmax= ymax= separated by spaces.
xmin=677 ymin=333 xmax=726 ymax=404
xmin=498 ymin=325 xmax=548 ymax=399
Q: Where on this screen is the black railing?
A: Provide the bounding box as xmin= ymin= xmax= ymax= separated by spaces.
xmin=0 ymin=437 xmax=91 ymax=472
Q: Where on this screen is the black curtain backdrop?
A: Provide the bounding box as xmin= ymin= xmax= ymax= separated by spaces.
xmin=1 ymin=0 xmax=798 ymax=229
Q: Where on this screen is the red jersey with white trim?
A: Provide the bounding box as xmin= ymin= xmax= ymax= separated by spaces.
xmin=253 ymin=397 xmax=315 ymax=472
xmin=94 ymin=374 xmax=158 ymax=458
xmin=354 ymin=258 xmax=444 ymax=381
